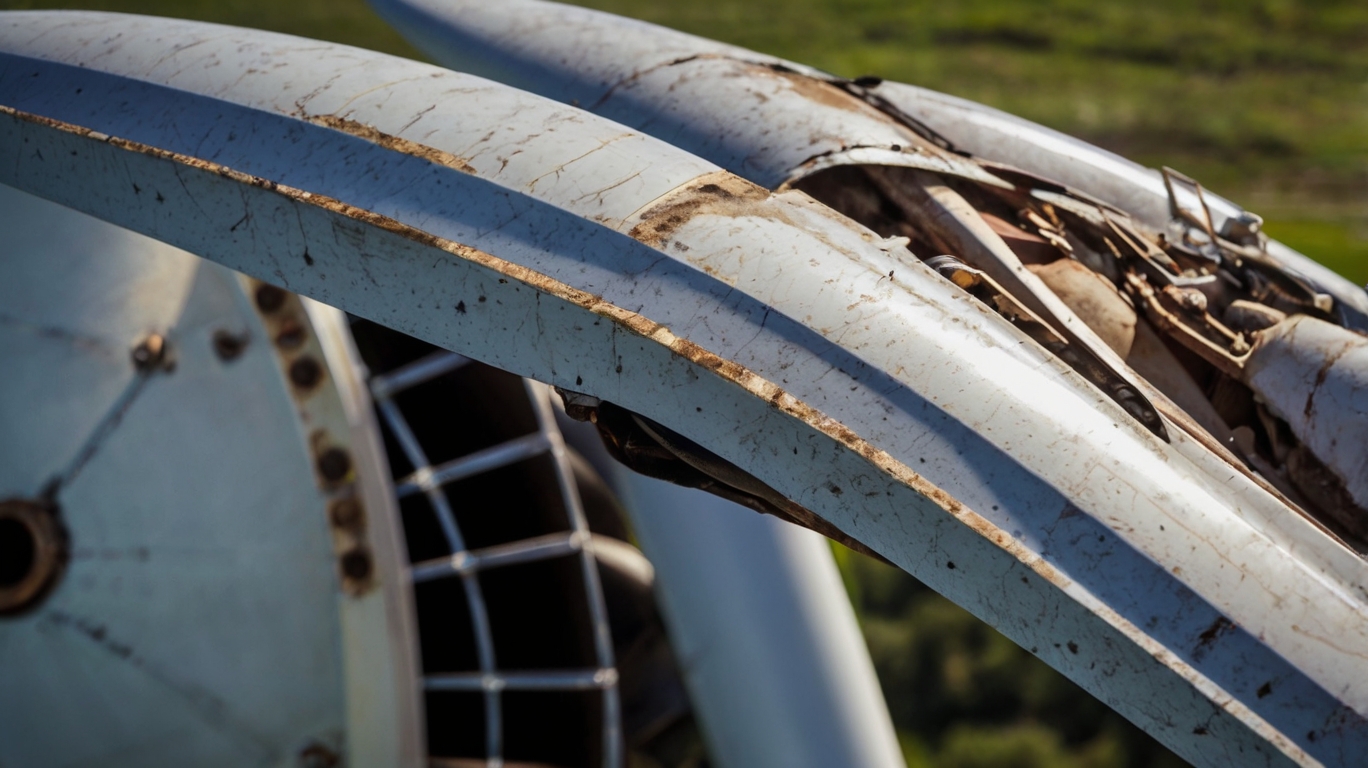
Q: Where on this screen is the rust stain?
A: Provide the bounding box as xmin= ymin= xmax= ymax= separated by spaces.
xmin=302 ymin=113 xmax=476 ymax=175
xmin=12 ymin=108 xmax=1336 ymax=757
xmin=2 ymin=104 xmax=1072 ymax=592
xmin=626 ymin=170 xmax=771 ymax=247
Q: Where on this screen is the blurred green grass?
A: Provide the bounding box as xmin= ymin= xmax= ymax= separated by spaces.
xmin=2 ymin=2 xmax=1362 ymax=766
xmin=565 ymin=0 xmax=1368 ymax=286
xmin=5 ymin=0 xmax=1363 ymax=284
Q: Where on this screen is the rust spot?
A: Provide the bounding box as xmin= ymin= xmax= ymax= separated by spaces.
xmin=298 ymin=742 xmax=340 ymax=768
xmin=329 ymin=497 xmax=363 ymax=529
xmin=289 ymin=356 xmax=323 ymax=390
xmin=2 ymin=104 xmax=1077 ymax=595
xmin=316 ymin=448 xmax=352 ymax=484
xmin=303 ymin=114 xmax=476 ymax=175
xmin=254 ymin=283 xmax=287 ymax=313
xmin=211 ymin=329 xmax=249 ymax=361
xmin=760 ymin=64 xmax=888 ymax=117
xmin=627 ymin=171 xmax=770 ymax=248
xmin=274 ymin=319 xmax=306 ymax=350
xmin=339 ymin=547 xmax=372 ymax=581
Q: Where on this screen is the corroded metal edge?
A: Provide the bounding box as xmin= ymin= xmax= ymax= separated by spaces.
xmin=0 ymin=102 xmax=1316 ymax=766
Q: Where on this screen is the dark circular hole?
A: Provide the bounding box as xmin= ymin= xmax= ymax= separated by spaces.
xmin=275 ymin=321 xmax=306 ymax=350
xmin=340 ymin=549 xmax=372 ymax=580
xmin=254 ymin=284 xmax=287 ymax=313
xmin=212 ymin=329 xmax=248 ymax=361
xmin=0 ymin=518 xmax=36 ymax=588
xmin=290 ymin=356 xmax=323 ymax=389
xmin=317 ymin=448 xmax=352 ymax=482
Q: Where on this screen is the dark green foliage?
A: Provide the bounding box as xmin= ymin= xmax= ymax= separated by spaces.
xmin=836 ymin=545 xmax=1191 ymax=767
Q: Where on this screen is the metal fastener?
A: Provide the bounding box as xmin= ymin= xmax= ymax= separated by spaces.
xmin=211 ymin=329 xmax=249 ymax=361
xmin=289 ymin=356 xmax=323 ymax=390
xmin=316 ymin=448 xmax=352 ymax=483
xmin=254 ymin=283 xmax=287 ymax=313
xmin=130 ymin=333 xmax=169 ymax=371
xmin=339 ymin=548 xmax=372 ymax=581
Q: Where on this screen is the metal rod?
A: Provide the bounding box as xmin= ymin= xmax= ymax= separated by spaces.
xmin=526 ymin=382 xmax=623 ymax=768
xmin=426 ymin=668 xmax=619 ymax=692
xmin=370 ymin=350 xmax=471 ymax=399
xmin=410 ymin=531 xmax=585 ymax=582
xmin=371 ymin=377 xmax=504 ymax=765
xmin=395 ymin=432 xmax=550 ymax=497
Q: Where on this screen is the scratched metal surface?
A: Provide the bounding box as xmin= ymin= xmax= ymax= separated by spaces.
xmin=370 ymin=0 xmax=1368 ymax=333
xmin=1245 ymin=316 xmax=1368 ymax=509
xmin=864 ymin=81 xmax=1368 ymax=330
xmin=365 ymin=0 xmax=1368 ymax=582
xmin=0 ymin=13 xmax=1366 ymax=767
xmin=370 ymin=0 xmax=1000 ymax=193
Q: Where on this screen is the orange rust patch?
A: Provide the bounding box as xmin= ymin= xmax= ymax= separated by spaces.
xmin=626 ymin=170 xmax=771 ymax=247
xmin=303 ymin=113 xmax=476 ymax=175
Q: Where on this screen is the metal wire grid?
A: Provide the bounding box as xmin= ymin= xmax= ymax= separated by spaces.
xmin=368 ymin=349 xmax=623 ymax=768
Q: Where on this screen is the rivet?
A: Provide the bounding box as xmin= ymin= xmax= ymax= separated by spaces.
xmin=130 ymin=333 xmax=170 ymax=372
xmin=297 ymin=742 xmax=339 ymax=768
xmin=275 ymin=320 xmax=306 ymax=350
xmin=340 ymin=548 xmax=372 ymax=581
xmin=254 ymin=284 xmax=287 ymax=313
xmin=211 ymin=329 xmax=249 ymax=361
xmin=329 ymin=498 xmax=363 ymax=528
xmin=316 ymin=448 xmax=352 ymax=483
xmin=289 ymin=356 xmax=323 ymax=389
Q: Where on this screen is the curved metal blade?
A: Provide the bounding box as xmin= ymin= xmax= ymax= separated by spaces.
xmin=2 ymin=11 xmax=1367 ymax=767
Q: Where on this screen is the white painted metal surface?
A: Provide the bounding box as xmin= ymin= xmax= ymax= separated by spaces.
xmin=369 ymin=0 xmax=1368 ymax=331
xmin=0 ymin=13 xmax=1365 ymax=767
xmin=1244 ymin=316 xmax=1368 ymax=509
xmin=0 ymin=184 xmax=422 ymax=767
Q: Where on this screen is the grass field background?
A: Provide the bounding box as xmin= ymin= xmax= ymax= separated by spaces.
xmin=3 ymin=1 xmax=1362 ymax=766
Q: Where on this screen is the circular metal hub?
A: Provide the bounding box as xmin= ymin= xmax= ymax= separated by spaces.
xmin=0 ymin=499 xmax=67 ymax=615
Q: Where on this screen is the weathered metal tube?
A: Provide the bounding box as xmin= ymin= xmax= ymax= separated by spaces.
xmin=2 ymin=12 xmax=1367 ymax=767
xmin=1245 ymin=316 xmax=1368 ymax=514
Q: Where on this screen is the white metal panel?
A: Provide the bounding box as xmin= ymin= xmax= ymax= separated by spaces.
xmin=369 ymin=0 xmax=1368 ymax=332
xmin=0 ymin=13 xmax=1365 ymax=767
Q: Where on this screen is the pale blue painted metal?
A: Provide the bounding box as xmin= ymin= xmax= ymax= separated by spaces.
xmin=0 ymin=185 xmax=353 ymax=767
xmin=0 ymin=13 xmax=1365 ymax=767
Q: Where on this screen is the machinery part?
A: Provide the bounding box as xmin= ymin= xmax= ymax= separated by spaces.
xmin=1244 ymin=316 xmax=1368 ymax=530
xmin=0 ymin=184 xmax=423 ymax=767
xmin=0 ymin=498 xmax=67 ymax=615
xmin=2 ymin=13 xmax=1367 ymax=767
xmin=372 ymin=0 xmax=1366 ymax=545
